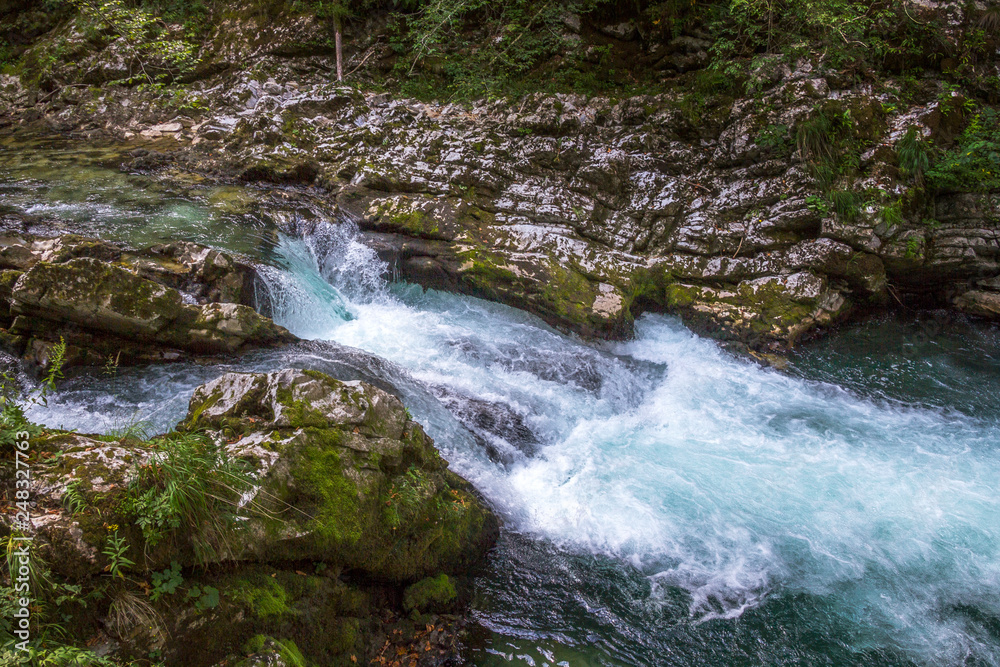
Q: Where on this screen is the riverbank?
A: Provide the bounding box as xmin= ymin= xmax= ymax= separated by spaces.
xmin=1 ymin=0 xmax=998 ymax=354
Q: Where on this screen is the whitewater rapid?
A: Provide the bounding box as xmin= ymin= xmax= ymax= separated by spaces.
xmin=27 ymin=218 xmax=1000 ymax=666
xmin=252 ymin=221 xmax=1000 ymax=664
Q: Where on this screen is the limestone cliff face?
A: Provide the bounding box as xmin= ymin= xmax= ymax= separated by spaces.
xmin=0 ymin=1 xmax=997 ymax=351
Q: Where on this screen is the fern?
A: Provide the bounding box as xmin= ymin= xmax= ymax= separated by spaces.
xmin=897 ymin=126 xmax=930 ymax=184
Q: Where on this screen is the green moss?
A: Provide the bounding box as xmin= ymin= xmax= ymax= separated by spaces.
xmin=228 ymin=572 xmax=291 ymax=618
xmin=242 ymin=636 xmax=306 ymax=667
xmin=178 ymin=387 xmax=222 ymax=430
xmin=273 ymin=385 xmax=332 ymax=429
xmin=663 ymin=283 xmax=701 ymax=309
xmin=403 ymin=574 xmax=457 ymax=613
xmin=208 ymin=566 xmax=372 ymax=665
xmin=465 ymin=259 xmax=518 ymax=289
xmin=291 ymin=430 xmax=366 ymax=545
xmin=372 ymin=199 xmax=444 ymax=238
xmin=0 ymin=269 xmax=23 ymax=290
xmin=327 ymin=617 xmax=361 ymax=655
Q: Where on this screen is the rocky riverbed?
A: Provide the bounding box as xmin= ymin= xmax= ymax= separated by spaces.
xmin=0 ymin=1 xmax=998 ymax=665
xmin=1 ymin=19 xmax=998 ymax=351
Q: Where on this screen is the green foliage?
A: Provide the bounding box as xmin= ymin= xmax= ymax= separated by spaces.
xmin=381 ymin=0 xmax=637 ymax=100
xmin=102 ymin=530 xmax=135 ymax=579
xmin=184 ymin=584 xmax=220 ymax=611
xmin=757 ymin=123 xmax=791 ymax=154
xmin=829 ymin=189 xmax=862 ymax=222
xmin=709 ymin=0 xmax=940 ymax=73
xmin=796 ymin=107 xmax=840 ymax=164
xmin=1 ymin=338 xmax=66 ymax=451
xmin=62 ymin=481 xmax=88 ymax=516
xmin=897 ymin=126 xmax=930 ymax=184
xmin=150 ymin=561 xmax=183 ymax=601
xmin=926 ymin=108 xmax=1000 ymax=193
xmin=795 ymin=102 xmax=880 ymax=192
xmin=880 ymin=198 xmax=904 ymax=227
xmin=0 ymin=643 xmax=121 ymax=666
xmin=805 ymin=194 xmax=830 ymax=215
xmin=100 ymin=413 xmax=155 ymax=443
xmin=68 ymin=0 xmax=200 ymax=84
xmin=123 ymin=432 xmax=255 ymax=563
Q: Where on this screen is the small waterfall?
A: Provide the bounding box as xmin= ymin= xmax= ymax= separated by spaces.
xmin=304 ymin=213 xmax=389 ymax=302
xmin=12 ymin=155 xmax=1000 ymax=666
xmin=252 ymin=214 xmax=390 ymax=338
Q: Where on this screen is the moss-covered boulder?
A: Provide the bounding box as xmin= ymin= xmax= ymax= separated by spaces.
xmin=123 ymin=240 xmax=255 ymax=305
xmin=179 ymin=369 xmax=500 ymax=581
xmin=1 ymin=369 xmax=497 ymax=665
xmin=12 ymin=257 xmax=188 ymax=335
xmin=403 ymin=574 xmax=458 ymax=614
xmin=8 ymin=257 xmax=295 ymax=362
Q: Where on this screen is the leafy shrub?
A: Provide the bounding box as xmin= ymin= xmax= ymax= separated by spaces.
xmin=926 ymin=108 xmax=1000 ymax=193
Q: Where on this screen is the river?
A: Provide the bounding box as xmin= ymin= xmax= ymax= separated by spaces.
xmin=5 ymin=140 xmax=1000 ymax=666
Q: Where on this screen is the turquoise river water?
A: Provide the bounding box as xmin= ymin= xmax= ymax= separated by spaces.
xmin=3 ymin=140 xmax=1000 ymax=666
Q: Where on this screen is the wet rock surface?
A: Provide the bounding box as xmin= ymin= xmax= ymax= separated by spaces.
xmin=1 ymin=370 xmax=498 ymax=666
xmin=0 ymin=5 xmax=997 ymax=351
xmin=0 ymin=228 xmax=293 ymax=367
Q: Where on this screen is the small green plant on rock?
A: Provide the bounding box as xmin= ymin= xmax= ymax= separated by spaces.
xmin=185 ymin=584 xmax=220 ymax=611
xmin=1 ymin=338 xmax=66 ymax=451
xmin=897 ymin=126 xmax=930 ymax=185
xmin=926 ymin=107 xmax=1000 ymax=193
xmin=829 ymin=189 xmax=863 ymax=222
xmin=150 ymin=561 xmax=183 ymax=601
xmin=880 ymin=199 xmax=904 ymax=228
xmin=805 ymin=194 xmax=830 ymax=215
xmin=62 ymin=480 xmax=88 ymax=516
xmin=123 ymin=432 xmax=256 ymax=563
xmin=103 ymin=529 xmax=135 ymax=579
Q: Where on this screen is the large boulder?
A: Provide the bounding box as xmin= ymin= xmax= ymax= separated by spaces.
xmin=12 ymin=257 xmax=188 ymax=336
xmin=125 ymin=240 xmax=254 ymax=304
xmin=7 ymin=258 xmax=294 ymax=362
xmin=0 ymin=231 xmax=255 ymax=307
xmin=6 ymin=369 xmax=498 ymax=583
xmin=0 ymin=370 xmax=498 ymax=666
xmin=179 ymin=369 xmax=500 ymax=581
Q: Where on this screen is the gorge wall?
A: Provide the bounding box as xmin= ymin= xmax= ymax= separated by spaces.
xmin=0 ymin=1 xmax=997 ymax=352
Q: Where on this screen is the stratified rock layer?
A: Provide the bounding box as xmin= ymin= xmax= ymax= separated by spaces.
xmin=0 ymin=231 xmax=293 ymax=366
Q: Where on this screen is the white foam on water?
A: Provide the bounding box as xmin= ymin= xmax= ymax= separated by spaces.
xmin=258 ymin=224 xmax=1000 ymax=664
xmin=23 ymin=213 xmax=1000 ymax=665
